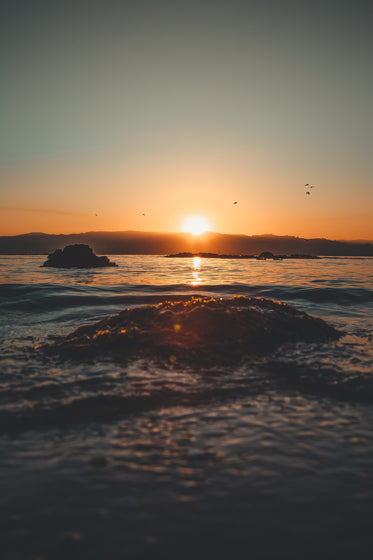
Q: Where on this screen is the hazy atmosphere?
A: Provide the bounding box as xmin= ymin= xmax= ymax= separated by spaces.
xmin=1 ymin=0 xmax=372 ymax=239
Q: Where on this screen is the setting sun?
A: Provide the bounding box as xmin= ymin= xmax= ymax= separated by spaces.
xmin=181 ymin=215 xmax=211 ymax=236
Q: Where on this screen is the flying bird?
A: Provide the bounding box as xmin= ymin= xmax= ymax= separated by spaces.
xmin=304 ymin=183 xmax=316 ymax=196
xmin=233 ymin=201 xmax=238 ymax=205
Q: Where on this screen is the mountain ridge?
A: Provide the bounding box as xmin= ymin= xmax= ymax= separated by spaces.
xmin=0 ymin=231 xmax=372 ymax=256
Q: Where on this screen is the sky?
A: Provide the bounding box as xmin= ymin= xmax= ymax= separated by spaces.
xmin=1 ymin=0 xmax=372 ymax=239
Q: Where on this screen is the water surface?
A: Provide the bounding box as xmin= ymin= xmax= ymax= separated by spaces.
xmin=0 ymin=255 xmax=372 ymax=559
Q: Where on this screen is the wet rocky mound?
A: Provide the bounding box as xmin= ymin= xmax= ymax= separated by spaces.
xmin=43 ymin=296 xmax=341 ymax=366
xmin=42 ymin=244 xmax=117 ymax=268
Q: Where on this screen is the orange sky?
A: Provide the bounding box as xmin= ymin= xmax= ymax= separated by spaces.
xmin=1 ymin=0 xmax=372 ymax=240
xmin=1 ymin=150 xmax=372 ymax=240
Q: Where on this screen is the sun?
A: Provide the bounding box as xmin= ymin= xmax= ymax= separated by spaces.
xmin=181 ymin=215 xmax=211 ymax=235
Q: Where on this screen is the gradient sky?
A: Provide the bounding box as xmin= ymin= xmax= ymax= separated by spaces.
xmin=1 ymin=0 xmax=372 ymax=239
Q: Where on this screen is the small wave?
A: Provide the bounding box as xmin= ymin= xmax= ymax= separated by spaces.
xmin=0 ymin=374 xmax=116 ymax=405
xmin=0 ymin=283 xmax=174 ymax=312
xmin=265 ymin=360 xmax=373 ymax=404
xmin=41 ymin=296 xmax=340 ymax=367
xmin=269 ymin=286 xmax=373 ymax=304
xmin=0 ymin=392 xmax=175 ymax=434
xmin=0 ymin=380 xmax=267 ymax=435
xmin=1 ymin=283 xmax=372 ymax=314
xmin=1 ymin=359 xmax=372 ymax=436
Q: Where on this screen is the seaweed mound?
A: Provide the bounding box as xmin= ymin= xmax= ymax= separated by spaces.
xmin=42 ymin=244 xmax=117 ymax=268
xmin=43 ymin=296 xmax=340 ymax=366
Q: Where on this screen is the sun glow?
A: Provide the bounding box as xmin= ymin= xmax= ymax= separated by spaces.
xmin=181 ymin=215 xmax=211 ymax=235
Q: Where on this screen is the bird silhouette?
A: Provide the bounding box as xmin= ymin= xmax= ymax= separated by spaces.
xmin=233 ymin=201 xmax=238 ymax=205
xmin=306 ymin=191 xmax=310 ymax=195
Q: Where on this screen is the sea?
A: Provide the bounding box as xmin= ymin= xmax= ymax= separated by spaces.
xmin=0 ymin=254 xmax=372 ymax=560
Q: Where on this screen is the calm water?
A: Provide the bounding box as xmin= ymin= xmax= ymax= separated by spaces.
xmin=0 ymin=255 xmax=373 ymax=559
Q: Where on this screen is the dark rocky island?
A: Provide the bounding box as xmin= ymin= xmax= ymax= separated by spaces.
xmin=42 ymin=296 xmax=340 ymax=367
xmin=166 ymin=252 xmax=319 ymax=259
xmin=42 ymin=244 xmax=117 ymax=268
xmin=166 ymin=252 xmax=256 ymax=259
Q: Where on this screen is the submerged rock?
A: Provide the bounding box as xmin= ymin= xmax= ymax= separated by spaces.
xmin=42 ymin=244 xmax=117 ymax=268
xmin=42 ymin=296 xmax=341 ymax=366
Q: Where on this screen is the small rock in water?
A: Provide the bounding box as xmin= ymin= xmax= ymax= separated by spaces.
xmin=42 ymin=244 xmax=117 ymax=268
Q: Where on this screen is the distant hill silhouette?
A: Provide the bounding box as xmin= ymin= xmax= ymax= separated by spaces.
xmin=0 ymin=231 xmax=372 ymax=256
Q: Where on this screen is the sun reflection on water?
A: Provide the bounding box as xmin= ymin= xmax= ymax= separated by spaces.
xmin=191 ymin=256 xmax=202 ymax=286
